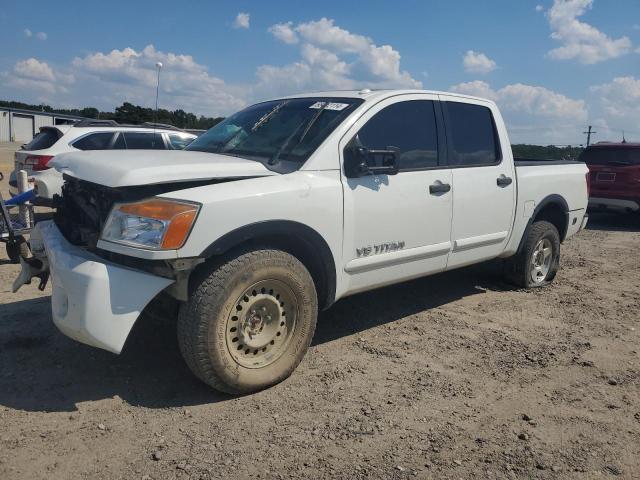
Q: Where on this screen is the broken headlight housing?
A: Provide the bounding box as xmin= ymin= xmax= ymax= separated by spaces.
xmin=101 ymin=198 xmax=200 ymax=250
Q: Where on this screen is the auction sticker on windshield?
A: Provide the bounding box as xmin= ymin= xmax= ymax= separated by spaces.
xmin=309 ymin=102 xmax=350 ymax=111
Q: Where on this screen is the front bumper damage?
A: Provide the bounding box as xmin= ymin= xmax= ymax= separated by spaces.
xmin=16 ymin=220 xmax=174 ymax=353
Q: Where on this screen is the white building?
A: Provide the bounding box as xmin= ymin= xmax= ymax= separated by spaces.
xmin=0 ymin=107 xmax=84 ymax=143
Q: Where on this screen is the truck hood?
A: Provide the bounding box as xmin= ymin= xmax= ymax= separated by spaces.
xmin=50 ymin=150 xmax=277 ymax=187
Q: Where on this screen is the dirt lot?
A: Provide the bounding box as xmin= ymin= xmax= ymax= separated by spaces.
xmin=0 ymin=143 xmax=639 ymax=479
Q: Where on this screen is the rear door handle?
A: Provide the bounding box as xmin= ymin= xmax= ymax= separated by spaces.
xmin=429 ymin=182 xmax=451 ymax=194
xmin=497 ymin=175 xmax=513 ymax=187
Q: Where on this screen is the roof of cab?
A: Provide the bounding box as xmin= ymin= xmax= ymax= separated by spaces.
xmin=276 ymin=89 xmax=495 ymax=105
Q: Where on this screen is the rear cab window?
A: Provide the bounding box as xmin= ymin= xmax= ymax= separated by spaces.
xmin=23 ymin=128 xmax=62 ymax=151
xmin=443 ymin=101 xmax=502 ymax=167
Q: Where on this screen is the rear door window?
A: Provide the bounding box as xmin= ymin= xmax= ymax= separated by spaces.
xmin=121 ymin=132 xmax=165 ymax=149
xmin=23 ymin=128 xmax=61 ymax=150
xmin=72 ymin=132 xmax=115 ymax=150
xmin=444 ymin=102 xmax=501 ymax=166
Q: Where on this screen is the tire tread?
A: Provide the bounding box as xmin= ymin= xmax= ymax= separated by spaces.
xmin=177 ymin=248 xmax=316 ymax=394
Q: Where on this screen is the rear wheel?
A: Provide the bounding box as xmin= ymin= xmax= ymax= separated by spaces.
xmin=177 ymin=248 xmax=318 ymax=394
xmin=504 ymin=220 xmax=560 ymax=288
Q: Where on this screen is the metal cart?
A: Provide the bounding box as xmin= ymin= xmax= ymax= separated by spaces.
xmin=1 ymin=190 xmax=35 ymax=263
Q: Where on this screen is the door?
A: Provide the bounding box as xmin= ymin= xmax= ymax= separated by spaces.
xmin=341 ymin=94 xmax=453 ymax=294
xmin=439 ymin=96 xmax=516 ymax=269
xmin=13 ymin=114 xmax=35 ymax=142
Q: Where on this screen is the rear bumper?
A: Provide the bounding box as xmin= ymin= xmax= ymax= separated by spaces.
xmin=35 ymin=221 xmax=174 ymax=353
xmin=588 ymin=197 xmax=639 ymax=212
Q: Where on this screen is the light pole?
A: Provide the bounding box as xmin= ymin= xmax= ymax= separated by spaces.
xmin=153 ymin=61 xmax=163 ymax=126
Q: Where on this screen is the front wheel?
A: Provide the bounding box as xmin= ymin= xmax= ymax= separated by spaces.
xmin=504 ymin=220 xmax=560 ymax=288
xmin=177 ymin=248 xmax=318 ymax=394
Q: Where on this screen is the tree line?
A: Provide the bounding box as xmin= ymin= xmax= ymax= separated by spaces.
xmin=511 ymin=144 xmax=584 ymax=161
xmin=0 ymin=100 xmax=224 ymax=130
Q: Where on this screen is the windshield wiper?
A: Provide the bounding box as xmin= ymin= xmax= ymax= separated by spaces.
xmin=268 ymin=103 xmax=329 ymax=165
xmin=252 ymin=101 xmax=289 ymax=132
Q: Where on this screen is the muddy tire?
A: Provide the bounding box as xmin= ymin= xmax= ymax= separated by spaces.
xmin=6 ymin=237 xmax=30 ymax=264
xmin=177 ymin=248 xmax=318 ymax=394
xmin=504 ymin=220 xmax=560 ymax=288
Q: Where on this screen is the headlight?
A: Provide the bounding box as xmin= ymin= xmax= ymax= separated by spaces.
xmin=101 ymin=198 xmax=200 ymax=250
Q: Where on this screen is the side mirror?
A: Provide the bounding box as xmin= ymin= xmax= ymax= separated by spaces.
xmin=345 ymin=146 xmax=399 ymax=178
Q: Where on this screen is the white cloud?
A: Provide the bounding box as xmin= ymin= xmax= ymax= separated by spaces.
xmin=2 ymin=58 xmax=61 ymax=97
xmin=588 ymin=77 xmax=640 ymax=141
xmin=499 ymin=83 xmax=587 ymax=120
xmin=450 ymin=80 xmax=498 ymax=101
xmin=233 ymin=12 xmax=250 ymax=29
xmin=451 ymin=80 xmax=588 ymax=144
xmin=546 ymin=0 xmax=632 ymax=64
xmin=23 ymin=28 xmax=46 ymax=40
xmin=294 ymin=17 xmax=371 ymax=53
xmin=70 ymin=45 xmax=246 ymax=116
xmin=4 ymin=19 xmax=420 ymax=116
xmin=268 ymin=22 xmax=298 ymax=44
xmin=591 ymin=76 xmax=640 ymax=119
xmin=535 ymin=5 xmax=545 ymax=12
xmin=2 ymin=46 xmax=248 ymax=116
xmin=264 ymin=17 xmax=421 ymax=95
xmin=462 ymin=50 xmax=497 ymax=74
xmin=14 ymin=58 xmax=55 ymax=81
xmin=451 ymin=80 xmax=587 ymax=120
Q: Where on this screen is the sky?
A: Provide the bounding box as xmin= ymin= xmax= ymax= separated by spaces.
xmin=1 ymin=0 xmax=639 ymax=145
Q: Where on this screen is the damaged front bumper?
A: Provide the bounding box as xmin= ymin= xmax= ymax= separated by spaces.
xmin=19 ymin=220 xmax=174 ymax=353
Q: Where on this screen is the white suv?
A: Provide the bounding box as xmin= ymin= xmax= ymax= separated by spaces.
xmin=10 ymin=120 xmax=197 ymax=200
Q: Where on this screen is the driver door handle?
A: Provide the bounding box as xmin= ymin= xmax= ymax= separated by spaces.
xmin=429 ymin=182 xmax=451 ymax=194
xmin=497 ymin=175 xmax=513 ymax=187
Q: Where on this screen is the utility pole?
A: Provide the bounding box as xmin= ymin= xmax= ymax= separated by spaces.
xmin=583 ymin=125 xmax=596 ymax=147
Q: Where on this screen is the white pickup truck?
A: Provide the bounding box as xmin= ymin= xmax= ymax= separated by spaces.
xmin=15 ymin=89 xmax=589 ymax=394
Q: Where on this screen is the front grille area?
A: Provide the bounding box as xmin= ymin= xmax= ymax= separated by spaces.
xmin=54 ymin=176 xmax=218 ymax=248
xmin=54 ymin=177 xmax=123 ymax=247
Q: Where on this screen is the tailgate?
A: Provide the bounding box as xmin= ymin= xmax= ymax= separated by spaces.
xmin=589 ymin=164 xmax=640 ymax=188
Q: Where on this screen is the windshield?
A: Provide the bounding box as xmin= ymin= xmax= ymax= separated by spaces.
xmin=580 ymin=147 xmax=640 ymax=165
xmin=186 ymin=97 xmax=363 ymax=172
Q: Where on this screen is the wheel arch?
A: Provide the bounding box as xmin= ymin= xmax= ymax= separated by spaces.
xmin=517 ymin=194 xmax=569 ymax=255
xmin=200 ymin=220 xmax=337 ymax=310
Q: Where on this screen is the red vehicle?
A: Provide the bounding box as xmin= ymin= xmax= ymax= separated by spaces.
xmin=581 ymin=142 xmax=640 ymax=213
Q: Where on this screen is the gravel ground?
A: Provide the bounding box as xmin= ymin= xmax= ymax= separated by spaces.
xmin=1 ymin=144 xmax=639 ymax=479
